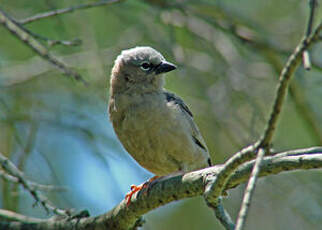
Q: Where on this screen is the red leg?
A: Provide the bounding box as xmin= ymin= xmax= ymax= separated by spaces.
xmin=125 ymin=176 xmax=159 ymax=206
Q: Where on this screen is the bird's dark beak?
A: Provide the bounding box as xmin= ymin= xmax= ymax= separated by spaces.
xmin=154 ymin=61 xmax=177 ymax=75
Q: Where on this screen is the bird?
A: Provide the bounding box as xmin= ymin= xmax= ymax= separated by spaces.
xmin=108 ymin=46 xmax=212 ymax=204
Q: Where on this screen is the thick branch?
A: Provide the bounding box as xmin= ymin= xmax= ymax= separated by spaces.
xmin=0 ymin=147 xmax=321 ymax=230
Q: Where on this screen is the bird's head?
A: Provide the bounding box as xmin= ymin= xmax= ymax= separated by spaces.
xmin=110 ymin=46 xmax=176 ymax=94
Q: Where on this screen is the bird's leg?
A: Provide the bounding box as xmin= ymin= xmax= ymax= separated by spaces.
xmin=125 ymin=176 xmax=159 ymax=206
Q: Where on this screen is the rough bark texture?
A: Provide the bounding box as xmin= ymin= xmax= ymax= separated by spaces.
xmin=1 ymin=147 xmax=321 ymax=230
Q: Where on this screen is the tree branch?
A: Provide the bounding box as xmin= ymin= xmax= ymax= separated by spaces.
xmin=21 ymin=27 xmax=82 ymax=47
xmin=302 ymin=0 xmax=318 ymax=70
xmin=226 ymin=147 xmax=322 ymax=189
xmin=259 ymin=22 xmax=322 ymax=147
xmin=0 ymin=169 xmax=66 ymax=192
xmin=0 ymin=8 xmax=87 ymax=84
xmin=18 ymin=0 xmax=123 ymax=25
xmin=179 ymin=6 xmax=322 ymax=143
xmin=1 ymin=3 xmax=320 ymax=229
xmin=201 ymin=22 xmax=321 ymax=229
xmin=233 ymin=20 xmax=321 ymax=230
xmin=0 ymin=147 xmax=321 ymax=230
xmin=0 ymin=152 xmax=69 ymax=216
xmin=0 ymin=209 xmax=45 ymax=223
xmin=206 ymin=197 xmax=235 ymax=230
xmin=204 ymin=143 xmax=259 ymax=205
xmin=234 ymin=148 xmax=265 ymax=230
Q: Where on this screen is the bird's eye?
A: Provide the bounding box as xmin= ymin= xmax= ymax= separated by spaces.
xmin=140 ymin=62 xmax=151 ymax=71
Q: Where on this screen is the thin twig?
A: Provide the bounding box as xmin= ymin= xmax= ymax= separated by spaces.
xmin=302 ymin=50 xmax=311 ymax=70
xmin=18 ymin=0 xmax=123 ymax=25
xmin=306 ymin=0 xmax=317 ymax=36
xmin=0 ymin=8 xmax=87 ymax=85
xmin=225 ymin=147 xmax=322 ymax=190
xmin=182 ymin=7 xmax=322 ymax=143
xmin=261 ymin=50 xmax=322 ymax=143
xmin=203 ymin=22 xmax=321 ymax=219
xmin=0 ymin=209 xmax=45 ymax=223
xmin=303 ymin=0 xmax=317 ymax=70
xmin=259 ymin=22 xmax=322 ymax=148
xmin=204 ymin=143 xmax=258 ymax=205
xmin=0 ymin=152 xmax=70 ymax=216
xmin=24 ymin=27 xmax=82 ymax=47
xmin=206 ymin=197 xmax=235 ymax=230
xmin=10 ymin=17 xmax=83 ymax=47
xmin=0 ymin=170 xmax=66 ymax=192
xmin=272 ymin=146 xmax=322 ymax=157
xmin=233 ymin=20 xmax=322 ymax=230
xmin=235 ymin=148 xmax=265 ymax=230
xmin=13 ymin=122 xmax=39 ymax=209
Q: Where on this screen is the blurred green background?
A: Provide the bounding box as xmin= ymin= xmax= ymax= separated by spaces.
xmin=0 ymin=0 xmax=321 ymax=229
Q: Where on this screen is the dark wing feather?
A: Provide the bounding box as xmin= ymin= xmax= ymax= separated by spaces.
xmin=164 ymin=91 xmax=193 ymax=117
xmin=164 ymin=91 xmax=209 ymax=154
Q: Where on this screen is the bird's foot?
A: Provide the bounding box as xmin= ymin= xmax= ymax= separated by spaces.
xmin=125 ymin=176 xmax=159 ymax=206
xmin=125 ymin=184 xmax=146 ymax=206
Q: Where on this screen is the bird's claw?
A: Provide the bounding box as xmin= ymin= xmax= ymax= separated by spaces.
xmin=125 ymin=176 xmax=160 ymax=206
xmin=125 ymin=184 xmax=148 ymax=206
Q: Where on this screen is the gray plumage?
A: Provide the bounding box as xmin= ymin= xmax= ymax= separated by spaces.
xmin=108 ymin=46 xmax=211 ymax=176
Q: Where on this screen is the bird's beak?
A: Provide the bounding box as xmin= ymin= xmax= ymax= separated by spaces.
xmin=154 ymin=61 xmax=177 ymax=75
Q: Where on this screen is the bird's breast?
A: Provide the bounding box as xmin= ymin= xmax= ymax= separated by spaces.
xmin=117 ymin=93 xmax=176 ymax=135
xmin=109 ymin=92 xmax=208 ymax=175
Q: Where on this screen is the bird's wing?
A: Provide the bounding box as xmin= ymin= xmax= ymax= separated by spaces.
xmin=164 ymin=91 xmax=210 ymax=155
xmin=164 ymin=91 xmax=193 ymax=117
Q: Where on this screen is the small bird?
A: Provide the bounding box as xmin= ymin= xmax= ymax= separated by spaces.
xmin=108 ymin=46 xmax=211 ymax=203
